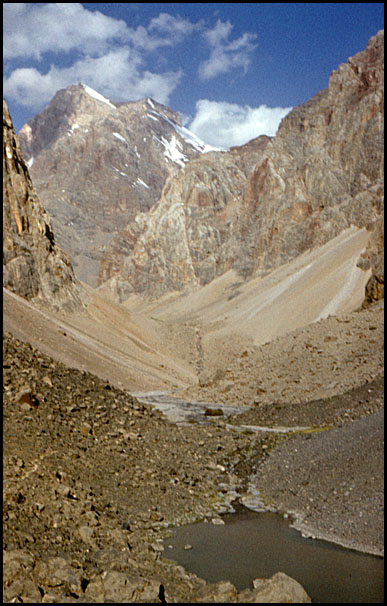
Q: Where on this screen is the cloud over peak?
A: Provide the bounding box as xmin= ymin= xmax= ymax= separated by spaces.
xmin=188 ymin=99 xmax=292 ymax=149
xmin=3 ymin=4 xmax=289 ymax=147
xmin=3 ymin=3 xmax=189 ymax=109
xmin=4 ymin=4 xmax=258 ymax=111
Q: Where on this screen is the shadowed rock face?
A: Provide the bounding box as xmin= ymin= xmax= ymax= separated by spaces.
xmin=18 ymin=84 xmax=216 ymax=286
xmin=3 ymin=99 xmax=88 ymax=312
xmin=100 ymin=31 xmax=384 ymax=302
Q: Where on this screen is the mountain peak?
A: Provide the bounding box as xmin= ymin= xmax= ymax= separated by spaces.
xmin=17 ymin=84 xmax=218 ymax=285
xmin=79 ymin=83 xmax=117 ymax=109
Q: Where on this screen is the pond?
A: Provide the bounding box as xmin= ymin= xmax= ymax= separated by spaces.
xmin=163 ymin=504 xmax=384 ymax=603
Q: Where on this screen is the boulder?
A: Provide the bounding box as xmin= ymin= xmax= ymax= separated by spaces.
xmin=237 ymin=571 xmax=311 ymax=603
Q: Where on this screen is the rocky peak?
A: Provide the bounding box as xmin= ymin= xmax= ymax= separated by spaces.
xmin=99 ymin=31 xmax=384 ymax=302
xmin=3 ymin=99 xmax=88 ymax=312
xmin=18 ymin=83 xmax=217 ymax=286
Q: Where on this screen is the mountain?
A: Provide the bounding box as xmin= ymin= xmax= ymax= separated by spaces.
xmin=17 ymin=31 xmax=384 ymax=305
xmin=99 ymin=30 xmax=384 ymax=302
xmin=99 ymin=136 xmax=271 ymax=300
xmin=231 ymin=29 xmax=384 ymax=279
xmin=3 ymin=99 xmax=88 ymax=312
xmin=18 ymin=84 xmax=218 ymax=286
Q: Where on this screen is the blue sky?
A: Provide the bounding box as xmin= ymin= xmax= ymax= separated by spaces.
xmin=3 ymin=3 xmax=384 ymax=148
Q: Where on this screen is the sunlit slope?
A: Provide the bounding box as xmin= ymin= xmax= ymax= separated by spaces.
xmin=4 ymin=227 xmax=372 ymax=393
xmin=150 ymin=226 xmax=371 ymax=346
xmin=3 ymin=286 xmax=196 ymax=392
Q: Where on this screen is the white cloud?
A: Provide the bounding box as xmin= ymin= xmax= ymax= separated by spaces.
xmin=3 ymin=4 xmax=199 ymax=59
xmin=149 ymin=13 xmax=198 ymax=40
xmin=3 ymin=4 xmax=188 ymax=110
xmin=3 ymin=3 xmax=129 ymax=60
xmin=198 ymin=20 xmax=257 ymax=80
xmin=188 ymin=100 xmax=293 ymax=149
xmin=4 ymin=48 xmax=183 ymax=109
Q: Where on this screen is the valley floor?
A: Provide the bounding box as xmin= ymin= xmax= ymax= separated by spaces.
xmin=3 ymin=275 xmax=384 ymax=601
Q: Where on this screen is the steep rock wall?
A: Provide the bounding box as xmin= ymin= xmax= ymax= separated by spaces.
xmin=3 ymin=99 xmax=87 ymax=311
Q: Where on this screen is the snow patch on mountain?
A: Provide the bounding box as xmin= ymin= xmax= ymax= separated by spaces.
xmin=136 ymin=177 xmax=150 ymax=189
xmin=81 ymin=83 xmax=116 ymax=109
xmin=149 ymin=109 xmax=222 ymax=153
xmin=112 ymin=166 xmax=128 ymax=177
xmin=113 ymin=132 xmax=128 ymax=145
xmin=160 ymin=135 xmax=188 ymax=167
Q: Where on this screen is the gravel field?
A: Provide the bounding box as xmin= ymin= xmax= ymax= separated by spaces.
xmin=255 ymin=406 xmax=384 ymax=556
xmin=3 ymin=298 xmax=384 ymax=602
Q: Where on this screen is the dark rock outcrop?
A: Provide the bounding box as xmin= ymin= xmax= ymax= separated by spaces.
xmin=3 ymin=99 xmax=88 ymax=312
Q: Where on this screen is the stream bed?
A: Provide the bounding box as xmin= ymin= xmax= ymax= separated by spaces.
xmin=163 ymin=504 xmax=384 ymax=603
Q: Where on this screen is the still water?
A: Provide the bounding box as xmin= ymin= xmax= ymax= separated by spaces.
xmin=164 ymin=505 xmax=384 ymax=603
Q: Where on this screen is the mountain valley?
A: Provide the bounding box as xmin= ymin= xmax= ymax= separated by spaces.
xmin=3 ymin=30 xmax=384 ymax=603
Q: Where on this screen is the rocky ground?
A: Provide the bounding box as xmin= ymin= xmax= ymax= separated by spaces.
xmin=255 ymin=406 xmax=384 ymax=555
xmin=3 ymin=333 xmax=306 ymax=603
xmin=180 ymin=300 xmax=384 ymax=414
xmin=3 ymin=299 xmax=384 ymax=602
xmin=179 ymin=299 xmax=385 ymax=557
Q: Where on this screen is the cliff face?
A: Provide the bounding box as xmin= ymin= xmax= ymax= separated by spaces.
xmin=99 ymin=138 xmax=270 ymax=300
xmin=232 ymin=30 xmax=384 ymax=279
xmin=3 ymin=99 xmax=87 ymax=312
xmin=18 ymin=84 xmax=217 ymax=286
xmin=99 ymin=31 xmax=383 ymax=302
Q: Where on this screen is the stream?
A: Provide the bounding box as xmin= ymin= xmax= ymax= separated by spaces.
xmin=131 ymin=391 xmax=384 ymax=603
xmin=132 ymin=390 xmax=312 ymax=432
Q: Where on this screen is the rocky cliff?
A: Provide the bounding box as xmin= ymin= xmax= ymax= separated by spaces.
xmin=3 ymin=99 xmax=87 ymax=312
xmin=99 ymin=137 xmax=271 ymax=300
xmin=232 ymin=30 xmax=384 ymax=281
xmin=18 ymin=84 xmax=217 ymax=286
xmin=100 ymin=30 xmax=384 ymax=302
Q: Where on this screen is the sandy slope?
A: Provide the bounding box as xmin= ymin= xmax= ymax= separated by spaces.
xmin=3 ymin=287 xmax=196 ymax=392
xmin=147 ymin=226 xmax=371 ymax=339
xmin=3 ymin=226 xmax=376 ymax=397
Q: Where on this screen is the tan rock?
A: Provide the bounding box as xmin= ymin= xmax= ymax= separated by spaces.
xmin=3 ymin=99 xmax=88 ymax=312
xmin=237 ymin=572 xmax=311 ymax=603
xmin=193 ymin=579 xmax=238 ymax=602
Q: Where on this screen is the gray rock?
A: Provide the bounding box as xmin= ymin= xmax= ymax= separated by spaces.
xmin=237 ymin=571 xmax=311 ymax=603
